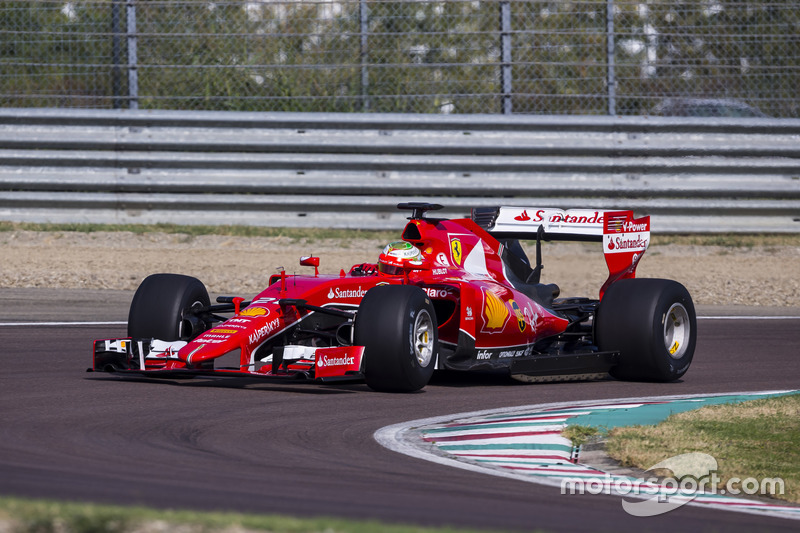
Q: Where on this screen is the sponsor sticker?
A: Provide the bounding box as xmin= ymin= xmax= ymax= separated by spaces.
xmin=327 ymin=286 xmax=368 ymax=300
xmin=476 ymin=350 xmax=492 ymax=360
xmin=483 ymin=291 xmax=509 ymax=331
xmin=248 ymin=318 xmax=281 ymax=345
xmin=314 ymin=346 xmax=364 ymax=379
xmin=604 ymin=233 xmax=649 ymax=254
xmin=240 ymin=307 xmax=268 ymax=317
xmin=210 ymin=328 xmax=239 ymax=335
xmin=510 ymin=299 xmax=526 ymax=332
xmin=424 ymin=286 xmax=453 ymax=299
xmin=450 ymin=238 xmax=463 ymax=266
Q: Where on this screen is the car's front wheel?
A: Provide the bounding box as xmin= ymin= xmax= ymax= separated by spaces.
xmin=595 ymin=278 xmax=696 ymax=382
xmin=354 ymin=285 xmax=438 ymax=392
xmin=128 ymin=273 xmax=210 ymax=341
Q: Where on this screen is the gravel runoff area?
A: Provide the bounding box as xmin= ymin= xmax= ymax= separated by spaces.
xmin=2 ymin=230 xmax=799 ymax=308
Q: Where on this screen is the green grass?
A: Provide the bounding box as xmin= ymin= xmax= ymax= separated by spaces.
xmin=561 ymin=425 xmax=602 ymax=448
xmin=0 ymin=496 xmax=513 ymax=533
xmin=1 ymin=221 xmax=798 ymax=247
xmin=604 ymin=394 xmax=800 ymax=503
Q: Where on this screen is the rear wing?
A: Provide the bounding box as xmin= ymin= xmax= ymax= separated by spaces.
xmin=472 ymin=207 xmax=650 ymax=297
xmin=474 ymin=207 xmax=608 ymax=241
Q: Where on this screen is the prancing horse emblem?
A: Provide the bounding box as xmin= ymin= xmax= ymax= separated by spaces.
xmin=451 ymin=238 xmax=463 ymax=266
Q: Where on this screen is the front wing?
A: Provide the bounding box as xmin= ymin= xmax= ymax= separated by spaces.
xmin=91 ymin=338 xmax=365 ymax=384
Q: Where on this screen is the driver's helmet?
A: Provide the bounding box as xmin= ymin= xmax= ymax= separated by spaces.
xmin=378 ymin=241 xmax=423 ymax=276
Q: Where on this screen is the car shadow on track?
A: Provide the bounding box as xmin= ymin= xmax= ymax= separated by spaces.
xmin=428 ymin=370 xmax=614 ymax=387
xmin=83 ymin=374 xmax=366 ymax=395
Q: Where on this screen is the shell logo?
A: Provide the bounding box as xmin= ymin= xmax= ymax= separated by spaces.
xmin=483 ymin=292 xmax=508 ymax=329
xmin=239 ymin=307 xmax=268 ymax=317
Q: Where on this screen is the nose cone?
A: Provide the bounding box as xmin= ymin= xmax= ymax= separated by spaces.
xmin=179 ymin=325 xmax=244 ymax=364
xmin=178 ymin=304 xmax=283 ymax=365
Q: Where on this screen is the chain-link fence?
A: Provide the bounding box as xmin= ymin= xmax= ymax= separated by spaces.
xmin=2 ymin=1 xmax=798 ymax=116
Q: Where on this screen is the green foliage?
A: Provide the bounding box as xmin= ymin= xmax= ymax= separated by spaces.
xmin=1 ymin=1 xmax=797 ymax=116
xmin=0 ymin=496 xmax=510 ymax=533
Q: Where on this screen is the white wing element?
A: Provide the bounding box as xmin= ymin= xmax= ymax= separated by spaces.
xmin=489 ymin=207 xmax=607 ymax=237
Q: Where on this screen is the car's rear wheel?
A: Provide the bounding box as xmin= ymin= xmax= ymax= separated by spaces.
xmin=128 ymin=273 xmax=210 ymax=341
xmin=595 ymin=278 xmax=696 ymax=382
xmin=355 ymin=285 xmax=437 ymax=392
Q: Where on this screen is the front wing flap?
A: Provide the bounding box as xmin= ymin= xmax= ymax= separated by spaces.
xmin=91 ymin=338 xmax=365 ymax=383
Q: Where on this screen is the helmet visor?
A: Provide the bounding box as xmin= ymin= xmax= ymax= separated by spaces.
xmin=378 ymin=262 xmax=404 ymax=276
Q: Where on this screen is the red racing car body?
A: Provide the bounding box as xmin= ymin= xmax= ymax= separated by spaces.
xmin=92 ymin=203 xmax=696 ymax=392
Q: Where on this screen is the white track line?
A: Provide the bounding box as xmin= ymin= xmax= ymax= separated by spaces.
xmin=0 ymin=321 xmax=126 ymax=327
xmin=0 ymin=316 xmax=796 ymax=328
xmin=698 ymin=316 xmax=800 ymax=320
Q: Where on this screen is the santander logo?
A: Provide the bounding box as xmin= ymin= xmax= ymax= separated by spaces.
xmin=514 ymin=210 xmax=531 ymax=221
xmin=317 ymin=355 xmax=355 ymax=368
xmin=327 ymin=287 xmax=367 ymax=300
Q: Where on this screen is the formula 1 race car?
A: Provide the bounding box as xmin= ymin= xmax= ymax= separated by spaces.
xmin=92 ymin=203 xmax=696 ymax=392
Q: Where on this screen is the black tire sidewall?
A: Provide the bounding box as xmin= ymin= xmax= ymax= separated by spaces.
xmin=597 ymin=278 xmax=696 ymax=382
xmin=128 ymin=273 xmax=210 ymax=341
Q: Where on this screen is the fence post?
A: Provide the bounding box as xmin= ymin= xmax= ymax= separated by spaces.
xmin=606 ymin=0 xmax=616 ymax=115
xmin=126 ymin=0 xmax=139 ymax=110
xmin=360 ymin=0 xmax=370 ymax=112
xmin=500 ymin=1 xmax=512 ymax=114
xmin=111 ymin=0 xmax=123 ymax=109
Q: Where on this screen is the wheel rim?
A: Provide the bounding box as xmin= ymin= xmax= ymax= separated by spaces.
xmin=413 ymin=310 xmax=435 ymax=367
xmin=664 ymin=303 xmax=690 ymax=360
xmin=179 ymin=300 xmax=206 ymax=340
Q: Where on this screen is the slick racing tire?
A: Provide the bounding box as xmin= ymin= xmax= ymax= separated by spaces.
xmin=596 ymin=278 xmax=696 ymax=382
xmin=128 ymin=273 xmax=210 ymax=342
xmin=355 ymin=285 xmax=438 ymax=393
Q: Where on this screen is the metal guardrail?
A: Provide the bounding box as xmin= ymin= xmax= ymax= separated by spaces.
xmin=0 ymin=108 xmax=799 ymax=233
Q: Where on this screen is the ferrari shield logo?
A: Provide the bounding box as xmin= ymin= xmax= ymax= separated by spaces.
xmin=510 ymin=299 xmax=526 ymax=332
xmin=450 ymin=238 xmax=463 ymax=266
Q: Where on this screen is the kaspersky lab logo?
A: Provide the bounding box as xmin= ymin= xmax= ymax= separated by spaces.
xmin=560 ymin=452 xmax=785 ymax=517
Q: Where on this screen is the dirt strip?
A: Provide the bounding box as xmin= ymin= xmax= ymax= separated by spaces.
xmin=2 ymin=230 xmax=799 ymax=307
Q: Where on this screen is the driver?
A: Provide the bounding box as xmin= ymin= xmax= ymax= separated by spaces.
xmin=377 ymin=241 xmax=424 ymax=276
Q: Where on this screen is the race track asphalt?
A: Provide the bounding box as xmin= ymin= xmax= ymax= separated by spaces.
xmin=1 ymin=288 xmax=799 ymax=532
